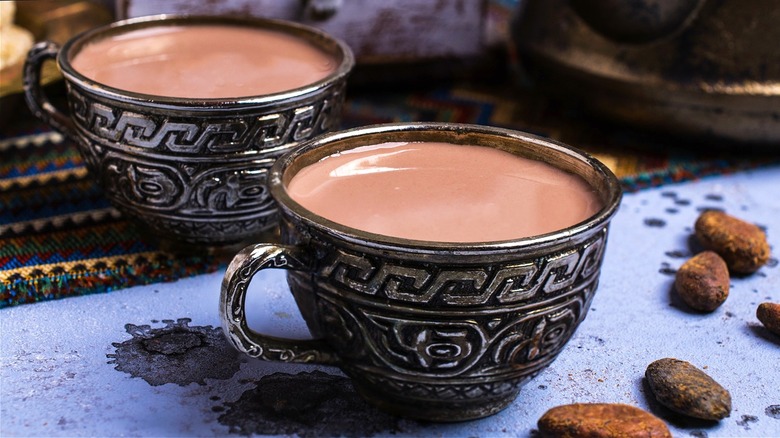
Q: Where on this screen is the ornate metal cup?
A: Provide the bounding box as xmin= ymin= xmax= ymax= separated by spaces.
xmin=23 ymin=15 xmax=354 ymax=247
xmin=220 ymin=122 xmax=622 ymax=421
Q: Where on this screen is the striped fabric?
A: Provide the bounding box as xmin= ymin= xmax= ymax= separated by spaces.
xmin=2 ymin=84 xmax=778 ymax=306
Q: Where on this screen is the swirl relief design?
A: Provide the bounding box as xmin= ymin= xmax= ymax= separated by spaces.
xmin=104 ymin=158 xmax=185 ymax=210
xmin=307 ymin=230 xmax=607 ymax=396
xmin=364 ymin=315 xmax=485 ymax=377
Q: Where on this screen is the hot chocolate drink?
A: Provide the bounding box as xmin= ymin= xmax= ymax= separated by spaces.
xmin=71 ymin=24 xmax=337 ymax=98
xmin=287 ymin=141 xmax=603 ymax=242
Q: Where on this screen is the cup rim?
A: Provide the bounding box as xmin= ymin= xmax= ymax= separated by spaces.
xmin=55 ymin=14 xmax=355 ymax=108
xmin=270 ymin=122 xmax=623 ymax=254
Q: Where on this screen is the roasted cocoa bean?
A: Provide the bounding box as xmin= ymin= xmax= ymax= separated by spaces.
xmin=694 ymin=210 xmax=770 ymax=274
xmin=757 ymin=302 xmax=780 ymax=336
xmin=537 ymin=403 xmax=671 ymax=438
xmin=645 ymin=358 xmax=731 ymax=421
xmin=674 ymin=251 xmax=729 ymax=312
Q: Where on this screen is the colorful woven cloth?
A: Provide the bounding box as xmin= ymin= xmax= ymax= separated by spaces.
xmin=2 ymin=84 xmax=779 ymax=307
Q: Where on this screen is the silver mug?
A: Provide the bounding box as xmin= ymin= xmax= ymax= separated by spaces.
xmin=24 ymin=15 xmax=354 ymax=248
xmin=220 ymin=122 xmax=622 ymax=421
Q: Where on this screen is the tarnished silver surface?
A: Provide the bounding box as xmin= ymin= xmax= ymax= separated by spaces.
xmin=23 ymin=15 xmax=354 ymax=247
xmin=513 ymin=0 xmax=780 ymax=144
xmin=220 ymin=122 xmax=623 ymax=421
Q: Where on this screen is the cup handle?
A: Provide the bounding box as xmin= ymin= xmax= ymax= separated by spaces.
xmin=220 ymin=243 xmax=340 ymax=365
xmin=23 ymin=41 xmax=76 ymax=139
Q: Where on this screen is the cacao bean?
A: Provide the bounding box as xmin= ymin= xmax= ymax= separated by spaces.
xmin=674 ymin=251 xmax=729 ymax=312
xmin=645 ymin=358 xmax=731 ymax=421
xmin=694 ymin=210 xmax=770 ymax=274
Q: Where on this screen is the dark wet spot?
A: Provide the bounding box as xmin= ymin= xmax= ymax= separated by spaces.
xmin=589 ymin=335 xmax=606 ymax=346
xmin=665 ymin=208 xmax=679 ymax=214
xmin=218 ymin=371 xmax=406 ymax=437
xmin=107 ymin=318 xmax=242 ymax=386
xmin=690 ymin=431 xmax=708 ymax=438
xmin=538 ymin=384 xmax=547 ymax=390
xmin=705 ymin=194 xmax=724 ymax=202
xmin=143 ymin=331 xmax=203 ymax=354
xmin=696 ymin=206 xmax=724 ymax=213
xmin=210 ymin=396 xmax=222 ymax=401
xmin=659 ymin=262 xmax=677 ymax=276
xmin=725 ymin=311 xmax=735 ymax=318
xmin=665 ymin=250 xmax=690 ymax=259
xmin=766 ymin=405 xmax=780 ymax=419
xmin=645 ymin=218 xmax=666 ymax=228
xmin=675 ymin=199 xmax=691 ymax=206
xmin=767 ymin=258 xmax=778 ymax=268
xmin=736 ymin=414 xmax=759 ymax=430
xmin=661 ymin=191 xmax=677 ymax=199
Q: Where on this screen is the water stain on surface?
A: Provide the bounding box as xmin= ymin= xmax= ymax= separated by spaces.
xmin=665 ymin=250 xmax=691 ymax=259
xmin=659 ymin=262 xmax=677 ymax=276
xmin=766 ymin=405 xmax=780 ymax=419
xmin=736 ymin=414 xmax=759 ymax=430
xmin=644 ymin=218 xmax=667 ymax=228
xmin=218 ymin=371 xmax=407 ymax=437
xmin=107 ymin=318 xmax=242 ymax=386
xmin=696 ymin=206 xmax=724 ymax=213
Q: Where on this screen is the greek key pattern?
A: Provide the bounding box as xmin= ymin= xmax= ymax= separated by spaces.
xmin=68 ymin=84 xmax=345 ymax=155
xmin=320 ymin=230 xmax=607 ymax=306
xmin=319 ymin=274 xmax=594 ymax=382
xmin=65 ymin=81 xmax=346 ymax=244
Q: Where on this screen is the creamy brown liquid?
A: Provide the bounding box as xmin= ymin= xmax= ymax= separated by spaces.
xmin=287 ymin=142 xmax=603 ymax=242
xmin=71 ymin=25 xmax=337 ymax=98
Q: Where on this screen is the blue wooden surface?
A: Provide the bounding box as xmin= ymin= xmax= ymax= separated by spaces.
xmin=2 ymin=166 xmax=779 ymax=437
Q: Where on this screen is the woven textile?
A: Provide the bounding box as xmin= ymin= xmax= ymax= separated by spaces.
xmin=2 ymin=84 xmax=779 ymax=307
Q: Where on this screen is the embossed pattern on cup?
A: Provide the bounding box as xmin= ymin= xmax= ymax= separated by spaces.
xmin=221 ymin=123 xmax=623 ymax=421
xmin=24 ymin=15 xmax=354 ymax=247
xmin=286 ymin=225 xmax=607 ymax=420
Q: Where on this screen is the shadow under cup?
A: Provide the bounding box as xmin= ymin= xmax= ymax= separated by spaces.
xmin=220 ymin=123 xmax=623 ymax=421
xmin=23 ymin=15 xmax=354 ymax=248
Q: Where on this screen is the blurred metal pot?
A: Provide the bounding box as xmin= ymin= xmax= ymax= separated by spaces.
xmin=512 ymin=0 xmax=780 ymax=145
